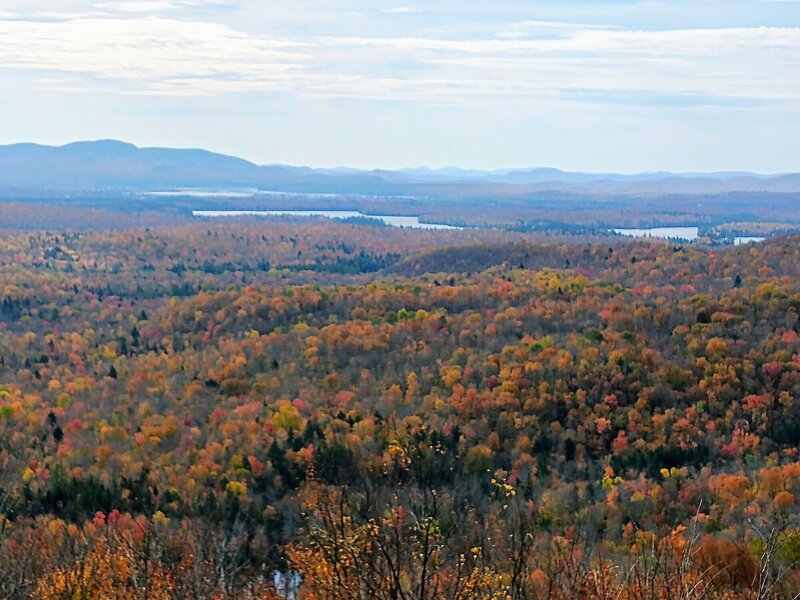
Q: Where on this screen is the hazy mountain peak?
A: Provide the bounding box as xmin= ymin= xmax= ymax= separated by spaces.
xmin=0 ymin=140 xmax=798 ymax=195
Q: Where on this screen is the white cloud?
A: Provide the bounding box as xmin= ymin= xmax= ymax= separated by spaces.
xmin=94 ymin=1 xmax=205 ymax=11
xmin=382 ymin=7 xmax=420 ymax=14
xmin=495 ymin=19 xmax=616 ymax=39
xmin=0 ymin=11 xmax=797 ymax=106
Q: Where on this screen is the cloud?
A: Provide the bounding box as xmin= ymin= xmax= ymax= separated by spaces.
xmin=0 ymin=16 xmax=307 ymax=95
xmin=94 ymin=1 xmax=234 ymax=13
xmin=495 ymin=20 xmax=616 ymax=39
xmin=95 ymin=1 xmax=184 ymax=11
xmin=382 ymin=7 xmax=420 ymax=14
xmin=0 ymin=9 xmax=797 ymax=108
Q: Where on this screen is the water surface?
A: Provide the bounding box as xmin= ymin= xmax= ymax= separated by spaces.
xmin=192 ymin=209 xmax=462 ymax=230
xmin=611 ymin=227 xmax=699 ymax=241
xmin=734 ymin=236 xmax=766 ymax=245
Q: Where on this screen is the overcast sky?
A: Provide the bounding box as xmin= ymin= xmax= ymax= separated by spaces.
xmin=1 ymin=1 xmax=798 ymax=172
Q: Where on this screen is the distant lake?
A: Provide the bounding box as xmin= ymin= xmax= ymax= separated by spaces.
xmin=734 ymin=236 xmax=766 ymax=245
xmin=611 ymin=227 xmax=699 ymax=241
xmin=148 ymin=190 xmax=256 ymax=198
xmin=192 ymin=209 xmax=462 ymax=230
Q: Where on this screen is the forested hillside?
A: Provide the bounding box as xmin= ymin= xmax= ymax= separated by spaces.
xmin=0 ymin=222 xmax=799 ymax=598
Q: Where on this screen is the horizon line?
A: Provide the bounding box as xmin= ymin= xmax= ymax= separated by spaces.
xmin=0 ymin=138 xmax=796 ymax=178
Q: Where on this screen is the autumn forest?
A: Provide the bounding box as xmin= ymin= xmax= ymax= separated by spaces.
xmin=1 ymin=215 xmax=800 ymax=598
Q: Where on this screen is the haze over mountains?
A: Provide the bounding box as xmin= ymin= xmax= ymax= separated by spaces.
xmin=1 ymin=140 xmax=799 ymax=196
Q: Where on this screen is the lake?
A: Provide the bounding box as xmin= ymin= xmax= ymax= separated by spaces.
xmin=192 ymin=210 xmax=462 ymax=230
xmin=734 ymin=236 xmax=766 ymax=245
xmin=611 ymin=227 xmax=699 ymax=241
xmin=148 ymin=190 xmax=256 ymax=198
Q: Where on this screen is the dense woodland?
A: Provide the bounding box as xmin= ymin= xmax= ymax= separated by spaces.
xmin=5 ymin=187 xmax=800 ymax=236
xmin=0 ymin=216 xmax=799 ymax=598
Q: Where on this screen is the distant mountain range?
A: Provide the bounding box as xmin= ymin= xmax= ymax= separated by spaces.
xmin=1 ymin=140 xmax=798 ymax=196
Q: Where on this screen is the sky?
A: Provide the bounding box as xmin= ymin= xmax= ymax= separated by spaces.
xmin=0 ymin=1 xmax=799 ymax=172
